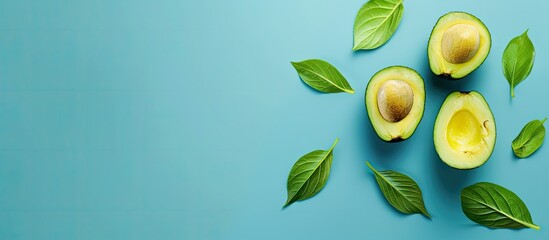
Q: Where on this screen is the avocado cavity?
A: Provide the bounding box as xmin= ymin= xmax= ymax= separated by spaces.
xmin=446 ymin=109 xmax=482 ymax=152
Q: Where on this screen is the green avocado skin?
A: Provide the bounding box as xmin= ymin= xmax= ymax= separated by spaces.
xmin=365 ymin=66 xmax=425 ymax=143
xmin=428 ymin=11 xmax=492 ymax=80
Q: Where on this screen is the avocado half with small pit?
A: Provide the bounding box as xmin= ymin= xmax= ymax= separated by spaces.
xmin=365 ymin=66 xmax=425 ymax=142
xmin=434 ymin=91 xmax=496 ymax=169
xmin=428 ymin=12 xmax=491 ymax=79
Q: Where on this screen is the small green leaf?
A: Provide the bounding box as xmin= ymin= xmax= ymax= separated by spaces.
xmin=284 ymin=138 xmax=338 ymax=207
xmin=366 ymin=162 xmax=430 ymax=218
xmin=353 ymin=0 xmax=404 ymax=50
xmin=291 ymin=59 xmax=354 ymax=94
xmin=461 ymin=182 xmax=540 ymax=230
xmin=502 ymin=30 xmax=535 ymax=97
xmin=512 ymin=118 xmax=546 ymax=158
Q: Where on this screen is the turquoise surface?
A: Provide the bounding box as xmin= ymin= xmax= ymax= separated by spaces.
xmin=1 ymin=0 xmax=548 ymax=239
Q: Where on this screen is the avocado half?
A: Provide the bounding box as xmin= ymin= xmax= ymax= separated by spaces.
xmin=365 ymin=66 xmax=425 ymax=142
xmin=434 ymin=91 xmax=496 ymax=169
xmin=428 ymin=12 xmax=491 ymax=79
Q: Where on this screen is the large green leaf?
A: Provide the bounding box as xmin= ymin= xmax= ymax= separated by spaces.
xmin=366 ymin=162 xmax=430 ymax=217
xmin=502 ymin=30 xmax=535 ymax=97
xmin=461 ymin=182 xmax=540 ymax=230
xmin=512 ymin=118 xmax=546 ymax=158
xmin=353 ymin=0 xmax=404 ymax=50
xmin=291 ymin=59 xmax=354 ymax=94
xmin=284 ymin=139 xmax=338 ymax=207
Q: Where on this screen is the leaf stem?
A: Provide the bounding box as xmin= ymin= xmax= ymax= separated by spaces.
xmin=524 ymin=222 xmax=541 ymax=230
xmin=329 ymin=138 xmax=339 ymax=152
xmin=343 ymin=89 xmax=355 ymax=94
xmin=366 ymin=161 xmax=377 ymax=173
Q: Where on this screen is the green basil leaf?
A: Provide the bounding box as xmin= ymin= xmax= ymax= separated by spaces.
xmin=291 ymin=59 xmax=354 ymax=94
xmin=366 ymin=162 xmax=430 ymax=217
xmin=353 ymin=0 xmax=404 ymax=50
xmin=512 ymin=118 xmax=547 ymax=158
xmin=461 ymin=182 xmax=540 ymax=230
xmin=284 ymin=138 xmax=338 ymax=207
xmin=502 ymin=30 xmax=535 ymax=97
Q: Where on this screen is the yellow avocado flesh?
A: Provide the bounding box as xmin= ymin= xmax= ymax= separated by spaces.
xmin=446 ymin=110 xmax=482 ymax=152
xmin=365 ymin=66 xmax=425 ymax=142
xmin=434 ymin=91 xmax=495 ymax=169
xmin=428 ymin=12 xmax=491 ymax=79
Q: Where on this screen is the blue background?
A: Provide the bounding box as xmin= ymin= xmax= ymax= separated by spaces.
xmin=0 ymin=0 xmax=547 ymax=239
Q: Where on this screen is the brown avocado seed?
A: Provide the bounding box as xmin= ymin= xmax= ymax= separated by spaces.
xmin=441 ymin=24 xmax=480 ymax=64
xmin=377 ymin=80 xmax=414 ymax=123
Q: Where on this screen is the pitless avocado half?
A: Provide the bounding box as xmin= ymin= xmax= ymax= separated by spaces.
xmin=434 ymin=91 xmax=496 ymax=169
xmin=428 ymin=12 xmax=491 ymax=79
xmin=365 ymin=66 xmax=425 ymax=142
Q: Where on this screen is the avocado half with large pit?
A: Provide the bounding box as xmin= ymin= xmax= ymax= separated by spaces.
xmin=428 ymin=12 xmax=491 ymax=79
xmin=365 ymin=66 xmax=425 ymax=142
xmin=434 ymin=91 xmax=496 ymax=169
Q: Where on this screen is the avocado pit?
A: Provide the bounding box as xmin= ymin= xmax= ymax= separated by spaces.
xmin=377 ymin=80 xmax=414 ymax=122
xmin=441 ymin=24 xmax=480 ymax=64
